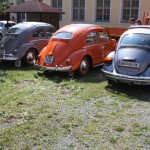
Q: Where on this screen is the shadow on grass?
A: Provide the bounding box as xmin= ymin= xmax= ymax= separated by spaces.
xmin=105 ymin=82 xmax=150 ymax=102
xmin=0 ymin=61 xmax=35 ymax=71
xmin=38 ymin=66 xmax=106 ymax=84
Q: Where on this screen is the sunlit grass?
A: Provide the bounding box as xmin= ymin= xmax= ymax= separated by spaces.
xmin=0 ymin=63 xmax=150 ymax=149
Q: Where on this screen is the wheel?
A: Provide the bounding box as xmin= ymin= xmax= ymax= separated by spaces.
xmin=77 ymin=56 xmax=90 ymax=76
xmin=22 ymin=49 xmax=37 ymax=65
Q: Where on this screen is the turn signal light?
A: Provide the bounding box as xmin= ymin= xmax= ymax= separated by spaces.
xmin=104 ymin=57 xmax=112 ymax=64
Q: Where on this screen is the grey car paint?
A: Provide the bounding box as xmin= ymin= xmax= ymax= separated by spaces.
xmin=102 ymin=25 xmax=150 ymax=85
xmin=0 ymin=22 xmax=55 ymax=67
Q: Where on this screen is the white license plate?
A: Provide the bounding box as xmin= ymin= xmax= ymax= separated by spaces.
xmin=44 ymin=56 xmax=54 ymax=64
xmin=119 ymin=61 xmax=140 ymax=68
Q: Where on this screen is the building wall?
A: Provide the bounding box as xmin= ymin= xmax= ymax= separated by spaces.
xmin=13 ymin=0 xmax=150 ymax=28
xmin=45 ymin=0 xmax=150 ymax=28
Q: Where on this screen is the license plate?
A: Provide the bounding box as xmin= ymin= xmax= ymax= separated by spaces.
xmin=119 ymin=61 xmax=140 ymax=68
xmin=44 ymin=56 xmax=54 ymax=64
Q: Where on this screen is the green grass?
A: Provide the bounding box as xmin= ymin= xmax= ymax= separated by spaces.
xmin=0 ymin=62 xmax=150 ymax=150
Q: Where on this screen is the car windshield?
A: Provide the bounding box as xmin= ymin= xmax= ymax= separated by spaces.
xmin=6 ymin=28 xmax=22 ymax=34
xmin=54 ymin=32 xmax=73 ymax=39
xmin=120 ymin=33 xmax=150 ymax=48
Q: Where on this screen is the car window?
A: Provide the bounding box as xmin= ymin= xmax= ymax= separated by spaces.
xmin=99 ymin=31 xmax=110 ymax=41
xmin=6 ymin=28 xmax=21 ymax=34
xmin=86 ymin=31 xmax=98 ymax=43
xmin=32 ymin=28 xmax=45 ymax=38
xmin=0 ymin=22 xmax=4 ymax=27
xmin=121 ymin=33 xmax=150 ymax=47
xmin=46 ymin=27 xmax=54 ymax=37
xmin=54 ymin=32 xmax=73 ymax=39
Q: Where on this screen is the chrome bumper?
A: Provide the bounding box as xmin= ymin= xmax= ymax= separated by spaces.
xmin=34 ymin=63 xmax=72 ymax=72
xmin=0 ymin=54 xmax=18 ymax=61
xmin=102 ymin=69 xmax=150 ymax=85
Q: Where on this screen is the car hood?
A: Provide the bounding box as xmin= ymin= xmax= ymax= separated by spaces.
xmin=114 ymin=46 xmax=150 ymax=76
xmin=40 ymin=39 xmax=73 ymax=65
xmin=0 ymin=34 xmax=20 ymax=53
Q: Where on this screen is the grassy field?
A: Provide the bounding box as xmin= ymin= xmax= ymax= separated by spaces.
xmin=0 ymin=62 xmax=150 ymax=150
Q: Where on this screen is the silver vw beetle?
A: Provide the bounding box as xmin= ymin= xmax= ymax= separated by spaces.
xmin=102 ymin=25 xmax=150 ymax=85
xmin=0 ymin=22 xmax=55 ymax=67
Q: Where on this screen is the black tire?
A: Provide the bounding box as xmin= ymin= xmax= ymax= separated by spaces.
xmin=22 ymin=49 xmax=37 ymax=65
xmin=77 ymin=56 xmax=90 ymax=76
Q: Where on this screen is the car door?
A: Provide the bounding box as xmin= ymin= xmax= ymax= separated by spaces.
xmin=84 ymin=30 xmax=102 ymax=65
xmin=98 ymin=30 xmax=114 ymax=61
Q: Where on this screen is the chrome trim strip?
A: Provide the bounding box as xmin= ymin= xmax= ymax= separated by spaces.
xmin=102 ymin=69 xmax=150 ymax=85
xmin=35 ymin=63 xmax=72 ymax=71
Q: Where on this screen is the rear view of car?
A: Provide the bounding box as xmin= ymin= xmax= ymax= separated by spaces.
xmin=0 ymin=22 xmax=55 ymax=67
xmin=102 ymin=25 xmax=150 ymax=85
xmin=35 ymin=24 xmax=117 ymax=76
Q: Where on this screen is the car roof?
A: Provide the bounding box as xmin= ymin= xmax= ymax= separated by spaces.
xmin=66 ymin=24 xmax=103 ymax=28
xmin=55 ymin=24 xmax=104 ymax=35
xmin=0 ymin=20 xmax=16 ymax=24
xmin=11 ymin=22 xmax=54 ymax=30
xmin=123 ymin=25 xmax=150 ymax=35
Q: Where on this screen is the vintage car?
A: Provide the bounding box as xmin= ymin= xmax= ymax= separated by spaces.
xmin=0 ymin=20 xmax=16 ymax=40
xmin=35 ymin=24 xmax=117 ymax=76
xmin=0 ymin=22 xmax=55 ymax=67
xmin=102 ymin=25 xmax=150 ymax=85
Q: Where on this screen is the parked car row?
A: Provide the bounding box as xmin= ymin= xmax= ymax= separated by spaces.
xmin=0 ymin=22 xmax=150 ymax=85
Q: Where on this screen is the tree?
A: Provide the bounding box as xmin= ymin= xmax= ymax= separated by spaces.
xmin=0 ymin=0 xmax=13 ymax=20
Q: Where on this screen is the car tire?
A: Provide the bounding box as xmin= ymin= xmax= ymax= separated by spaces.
xmin=77 ymin=56 xmax=90 ymax=76
xmin=23 ymin=49 xmax=37 ymax=65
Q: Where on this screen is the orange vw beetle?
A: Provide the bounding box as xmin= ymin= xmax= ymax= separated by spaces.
xmin=35 ymin=24 xmax=117 ymax=76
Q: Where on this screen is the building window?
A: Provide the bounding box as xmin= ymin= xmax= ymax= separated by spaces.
xmin=95 ymin=0 xmax=110 ymax=22
xmin=121 ymin=0 xmax=139 ymax=23
xmin=51 ymin=0 xmax=62 ymax=20
xmin=72 ymin=0 xmax=85 ymax=21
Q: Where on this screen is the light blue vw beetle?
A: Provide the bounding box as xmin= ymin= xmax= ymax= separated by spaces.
xmin=102 ymin=25 xmax=150 ymax=85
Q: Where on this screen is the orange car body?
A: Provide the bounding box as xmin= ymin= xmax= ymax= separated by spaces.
xmin=35 ymin=24 xmax=117 ymax=76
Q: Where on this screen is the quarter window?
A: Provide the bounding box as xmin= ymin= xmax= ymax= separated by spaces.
xmin=72 ymin=0 xmax=85 ymax=21
xmin=96 ymin=0 xmax=111 ymax=22
xmin=99 ymin=31 xmax=109 ymax=40
xmin=86 ymin=31 xmax=98 ymax=43
xmin=32 ymin=28 xmax=45 ymax=37
xmin=51 ymin=0 xmax=63 ymax=20
xmin=121 ymin=0 xmax=139 ymax=23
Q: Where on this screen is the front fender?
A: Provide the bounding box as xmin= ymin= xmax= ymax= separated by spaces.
xmin=15 ymin=42 xmax=38 ymax=59
xmin=62 ymin=49 xmax=92 ymax=71
xmin=103 ymin=51 xmax=115 ymax=72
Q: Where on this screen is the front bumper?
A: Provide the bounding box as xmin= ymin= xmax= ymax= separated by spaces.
xmin=34 ymin=63 xmax=72 ymax=72
xmin=0 ymin=54 xmax=18 ymax=61
xmin=102 ymin=69 xmax=150 ymax=85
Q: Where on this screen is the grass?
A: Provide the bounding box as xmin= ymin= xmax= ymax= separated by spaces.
xmin=0 ymin=62 xmax=150 ymax=150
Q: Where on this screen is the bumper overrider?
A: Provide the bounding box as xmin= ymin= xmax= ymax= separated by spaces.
xmin=102 ymin=69 xmax=150 ymax=85
xmin=0 ymin=51 xmax=18 ymax=61
xmin=34 ymin=63 xmax=72 ymax=72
